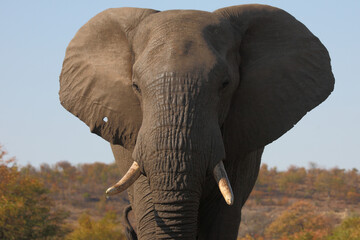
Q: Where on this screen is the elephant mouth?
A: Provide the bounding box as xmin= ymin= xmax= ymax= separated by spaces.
xmin=106 ymin=160 xmax=234 ymax=205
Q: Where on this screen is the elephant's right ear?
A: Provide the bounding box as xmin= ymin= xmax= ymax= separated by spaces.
xmin=59 ymin=8 xmax=158 ymax=149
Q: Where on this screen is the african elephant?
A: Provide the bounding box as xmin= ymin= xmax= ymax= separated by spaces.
xmin=59 ymin=4 xmax=334 ymax=240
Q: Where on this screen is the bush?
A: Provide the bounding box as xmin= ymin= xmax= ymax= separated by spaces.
xmin=327 ymin=216 xmax=360 ymax=240
xmin=66 ymin=212 xmax=125 ymax=240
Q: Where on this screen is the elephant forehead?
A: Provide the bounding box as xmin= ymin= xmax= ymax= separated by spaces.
xmin=141 ymin=10 xmax=221 ymax=33
xmin=134 ymin=10 xmax=227 ymax=50
xmin=133 ymin=10 xmax=230 ymax=78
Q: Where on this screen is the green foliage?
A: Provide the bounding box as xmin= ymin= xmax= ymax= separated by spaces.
xmin=65 ymin=212 xmax=126 ymax=240
xmin=0 ymin=145 xmax=69 ymax=240
xmin=327 ymin=216 xmax=360 ymax=240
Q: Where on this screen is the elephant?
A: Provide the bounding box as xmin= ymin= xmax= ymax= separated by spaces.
xmin=59 ymin=4 xmax=334 ymax=240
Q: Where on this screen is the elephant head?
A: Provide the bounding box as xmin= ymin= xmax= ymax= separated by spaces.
xmin=59 ymin=4 xmax=334 ymax=239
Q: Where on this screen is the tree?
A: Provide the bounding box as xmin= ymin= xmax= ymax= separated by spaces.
xmin=0 ymin=145 xmax=69 ymax=239
xmin=265 ymin=201 xmax=333 ymax=240
xmin=255 ymin=164 xmax=278 ymax=194
xmin=276 ymin=166 xmax=306 ymax=197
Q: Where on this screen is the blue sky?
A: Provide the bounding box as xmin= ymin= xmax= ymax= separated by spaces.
xmin=0 ymin=0 xmax=359 ymax=170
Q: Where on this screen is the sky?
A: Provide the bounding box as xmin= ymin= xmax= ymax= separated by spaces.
xmin=0 ymin=0 xmax=359 ymax=170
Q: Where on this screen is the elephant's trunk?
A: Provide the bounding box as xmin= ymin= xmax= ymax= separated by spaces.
xmin=150 ymin=156 xmax=201 ymax=238
xmin=132 ymin=75 xmax=227 ymax=239
xmin=153 ymin=191 xmax=200 ymax=239
xmin=135 ymin=122 xmax=224 ymax=238
xmin=144 ymin=142 xmax=209 ymax=239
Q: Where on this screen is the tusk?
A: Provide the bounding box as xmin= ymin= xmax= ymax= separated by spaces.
xmin=106 ymin=161 xmax=141 ymax=196
xmin=213 ymin=160 xmax=234 ymax=205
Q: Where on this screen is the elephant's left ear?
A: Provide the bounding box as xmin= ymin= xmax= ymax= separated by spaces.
xmin=59 ymin=8 xmax=158 ymax=149
xmin=215 ymin=5 xmax=335 ymax=151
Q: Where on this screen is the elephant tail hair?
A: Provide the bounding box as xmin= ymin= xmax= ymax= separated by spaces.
xmin=122 ymin=205 xmax=137 ymax=240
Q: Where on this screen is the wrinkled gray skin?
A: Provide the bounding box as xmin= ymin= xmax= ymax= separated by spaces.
xmin=60 ymin=4 xmax=334 ymax=240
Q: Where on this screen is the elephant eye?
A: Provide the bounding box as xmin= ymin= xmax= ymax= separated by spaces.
xmin=132 ymin=82 xmax=141 ymax=94
xmin=221 ymin=80 xmax=230 ymax=89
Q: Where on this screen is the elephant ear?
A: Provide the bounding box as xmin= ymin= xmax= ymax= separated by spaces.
xmin=60 ymin=8 xmax=158 ymax=149
xmin=215 ymin=5 xmax=334 ymax=151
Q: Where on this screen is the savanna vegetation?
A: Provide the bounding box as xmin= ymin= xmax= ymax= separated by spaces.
xmin=0 ymin=146 xmax=69 ymax=239
xmin=1 ymin=144 xmax=359 ymax=239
